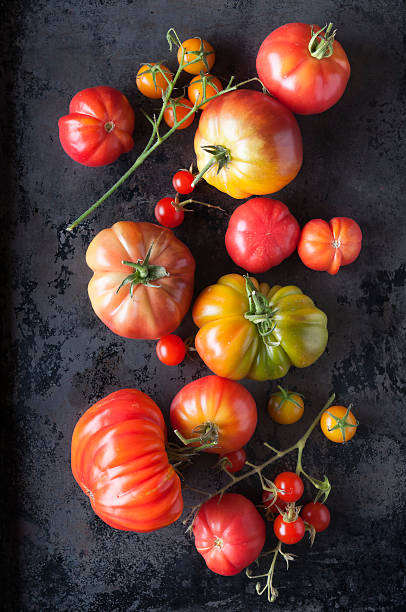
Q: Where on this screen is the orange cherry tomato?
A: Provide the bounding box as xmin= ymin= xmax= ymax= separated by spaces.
xmin=267 ymin=386 xmax=304 ymax=424
xmin=320 ymin=405 xmax=358 ymax=443
xmin=164 ymin=97 xmax=195 ymax=130
xmin=136 ymin=62 xmax=173 ymax=99
xmin=178 ymin=38 xmax=215 ymax=74
xmin=188 ymin=73 xmax=223 ymax=109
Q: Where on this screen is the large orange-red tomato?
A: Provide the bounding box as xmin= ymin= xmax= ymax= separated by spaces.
xmin=86 ymin=221 xmax=195 ymax=339
xmin=194 ymin=89 xmax=302 ymax=199
xmin=298 ymin=217 xmax=362 ymax=275
xmin=71 ymin=389 xmax=183 ymax=532
xmin=193 ymin=494 xmax=266 ymax=575
xmin=58 ymin=86 xmax=135 ymax=166
xmin=170 ymin=375 xmax=257 ymax=454
xmin=256 ymin=22 xmax=350 ymax=115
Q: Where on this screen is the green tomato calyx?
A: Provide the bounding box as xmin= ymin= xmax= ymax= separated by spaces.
xmin=116 ymin=242 xmax=169 ymax=296
xmin=308 ymin=22 xmax=337 ymax=60
xmin=192 ymin=145 xmax=231 ymax=187
xmin=326 ymin=404 xmax=359 ymax=442
xmin=244 ymin=276 xmax=280 ymax=345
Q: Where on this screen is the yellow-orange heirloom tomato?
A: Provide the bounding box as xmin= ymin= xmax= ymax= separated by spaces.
xmin=194 ymin=89 xmax=303 ymax=199
xmin=192 ymin=274 xmax=328 ymax=381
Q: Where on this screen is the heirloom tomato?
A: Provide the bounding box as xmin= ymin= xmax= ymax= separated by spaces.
xmin=193 ymin=494 xmax=266 ymax=576
xmin=58 ymin=86 xmax=135 ymax=166
xmin=178 ymin=38 xmax=215 ymax=74
xmin=256 ymin=22 xmax=350 ymax=115
xmin=298 ymin=217 xmax=362 ymax=275
xmin=170 ymin=375 xmax=257 ymax=454
xmin=225 ymin=197 xmax=300 ymax=272
xmin=192 ymin=274 xmax=328 ymax=381
xmin=71 ymin=389 xmax=183 ymax=532
xmin=301 ymin=502 xmax=331 ymax=532
xmin=193 ymin=90 xmax=302 ymax=199
xmin=86 ymin=221 xmax=195 ymax=339
xmin=320 ymin=405 xmax=358 ymax=443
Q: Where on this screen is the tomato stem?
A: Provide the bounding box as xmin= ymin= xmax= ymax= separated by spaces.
xmin=308 ymin=22 xmax=337 ymax=59
xmin=191 ymin=145 xmax=231 ymax=187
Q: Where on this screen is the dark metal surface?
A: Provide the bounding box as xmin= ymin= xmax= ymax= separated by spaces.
xmin=1 ymin=0 xmax=405 ymax=610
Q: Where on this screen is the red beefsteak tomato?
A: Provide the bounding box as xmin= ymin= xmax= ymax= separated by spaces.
xmin=58 ymin=86 xmax=135 ymax=166
xmin=193 ymin=494 xmax=266 ymax=575
xmin=71 ymin=389 xmax=183 ymax=532
xmin=225 ymin=197 xmax=300 ymax=272
xmin=256 ymin=22 xmax=350 ymax=115
xmin=86 ymin=221 xmax=195 ymax=339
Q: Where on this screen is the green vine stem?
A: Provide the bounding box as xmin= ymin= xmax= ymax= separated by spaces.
xmin=246 ymin=542 xmax=297 ymax=603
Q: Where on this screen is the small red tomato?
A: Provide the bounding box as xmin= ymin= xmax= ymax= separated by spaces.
xmin=156 ymin=335 xmax=186 ymax=366
xmin=164 ymin=98 xmax=195 ymax=130
xmin=154 ymin=197 xmax=185 ymax=228
xmin=298 ymin=217 xmax=362 ymax=275
xmin=172 ymin=170 xmax=195 ymax=195
xmin=220 ymin=448 xmax=246 ymax=473
xmin=301 ymin=502 xmax=331 ymax=532
xmin=274 ymin=514 xmax=305 ymax=544
xmin=274 ymin=472 xmax=304 ymax=503
xmin=262 ymin=490 xmax=288 ymax=514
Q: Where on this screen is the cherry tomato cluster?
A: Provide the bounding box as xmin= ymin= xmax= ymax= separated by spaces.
xmin=154 ymin=169 xmax=195 ymax=228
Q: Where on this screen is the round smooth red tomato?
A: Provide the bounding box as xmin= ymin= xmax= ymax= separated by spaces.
xmin=193 ymin=493 xmax=266 ymax=575
xmin=274 ymin=472 xmax=304 ymax=502
xmin=172 ymin=170 xmax=195 ymax=195
xmin=301 ymin=502 xmax=331 ymax=532
xmin=274 ymin=514 xmax=305 ymax=544
xmin=156 ymin=335 xmax=186 ymax=366
xmin=262 ymin=490 xmax=288 ymax=514
xmin=136 ymin=62 xmax=173 ymax=99
xmin=298 ymin=217 xmax=362 ymax=275
xmin=320 ymin=405 xmax=358 ymax=443
xmin=164 ymin=98 xmax=195 ymax=130
xmin=178 ymin=38 xmax=215 ymax=74
xmin=71 ymin=389 xmax=183 ymax=532
xmin=58 ymin=86 xmax=135 ymax=166
xmin=225 ymin=198 xmax=300 ymax=272
xmin=154 ymin=197 xmax=185 ymax=228
xmin=188 ymin=73 xmax=223 ymax=109
xmin=220 ymin=448 xmax=246 ymax=473
xmin=86 ymin=222 xmax=195 ymax=339
xmin=170 ymin=375 xmax=257 ymax=454
xmin=257 ymin=22 xmax=350 ymax=115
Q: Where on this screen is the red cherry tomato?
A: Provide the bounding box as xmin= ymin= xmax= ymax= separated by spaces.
xmin=58 ymin=86 xmax=135 ymax=166
xmin=274 ymin=514 xmax=305 ymax=544
xmin=154 ymin=197 xmax=185 ymax=228
xmin=164 ymin=98 xmax=195 ymax=130
xmin=298 ymin=217 xmax=362 ymax=275
xmin=301 ymin=502 xmax=331 ymax=532
xmin=262 ymin=490 xmax=288 ymax=514
xmin=256 ymin=22 xmax=350 ymax=115
xmin=172 ymin=170 xmax=195 ymax=195
xmin=220 ymin=448 xmax=246 ymax=473
xmin=274 ymin=472 xmax=304 ymax=503
xmin=156 ymin=335 xmax=186 ymax=366
xmin=225 ymin=197 xmax=300 ymax=273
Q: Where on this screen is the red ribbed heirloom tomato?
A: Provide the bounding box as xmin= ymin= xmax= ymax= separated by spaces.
xmin=58 ymin=86 xmax=135 ymax=166
xmin=194 ymin=90 xmax=302 ymax=198
xmin=170 ymin=375 xmax=257 ymax=454
xmin=225 ymin=197 xmax=300 ymax=272
xmin=71 ymin=389 xmax=183 ymax=532
xmin=86 ymin=221 xmax=195 ymax=339
xmin=256 ymin=22 xmax=350 ymax=115
xmin=193 ymin=494 xmax=266 ymax=575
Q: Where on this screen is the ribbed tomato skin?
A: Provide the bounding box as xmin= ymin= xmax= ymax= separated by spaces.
xmin=71 ymin=389 xmax=183 ymax=532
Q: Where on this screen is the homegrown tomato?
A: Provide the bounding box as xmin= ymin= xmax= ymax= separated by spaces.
xmin=58 ymin=86 xmax=135 ymax=167
xmin=193 ymin=494 xmax=266 ymax=576
xmin=274 ymin=472 xmax=304 ymax=503
xmin=170 ymin=375 xmax=257 ymax=454
xmin=267 ymin=386 xmax=304 ymax=425
xmin=262 ymin=490 xmax=288 ymax=515
xmin=156 ymin=335 xmax=186 ymax=366
xmin=301 ymin=502 xmax=331 ymax=532
xmin=194 ymin=90 xmax=302 ymax=198
xmin=178 ymin=38 xmax=215 ymax=74
xmin=164 ymin=97 xmax=195 ymax=129
xmin=136 ymin=62 xmax=173 ymax=99
xmin=274 ymin=514 xmax=305 ymax=545
xmin=188 ymin=73 xmax=223 ymax=109
xmin=71 ymin=389 xmax=183 ymax=532
xmin=320 ymin=405 xmax=358 ymax=443
xmin=298 ymin=217 xmax=362 ymax=275
xmin=172 ymin=170 xmax=195 ymax=194
xmin=154 ymin=197 xmax=185 ymax=228
xmin=192 ymin=274 xmax=328 ymax=381
xmin=256 ymin=22 xmax=351 ymax=115
xmin=225 ymin=198 xmax=300 ymax=273
xmin=220 ymin=448 xmax=246 ymax=473
xmin=86 ymin=221 xmax=195 ymax=339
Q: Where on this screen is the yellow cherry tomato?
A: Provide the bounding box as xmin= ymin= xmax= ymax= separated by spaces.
xmin=136 ymin=62 xmax=173 ymax=99
xmin=267 ymin=386 xmax=304 ymax=425
xmin=178 ymin=38 xmax=215 ymax=75
xmin=320 ymin=405 xmax=358 ymax=443
xmin=188 ymin=73 xmax=223 ymax=109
